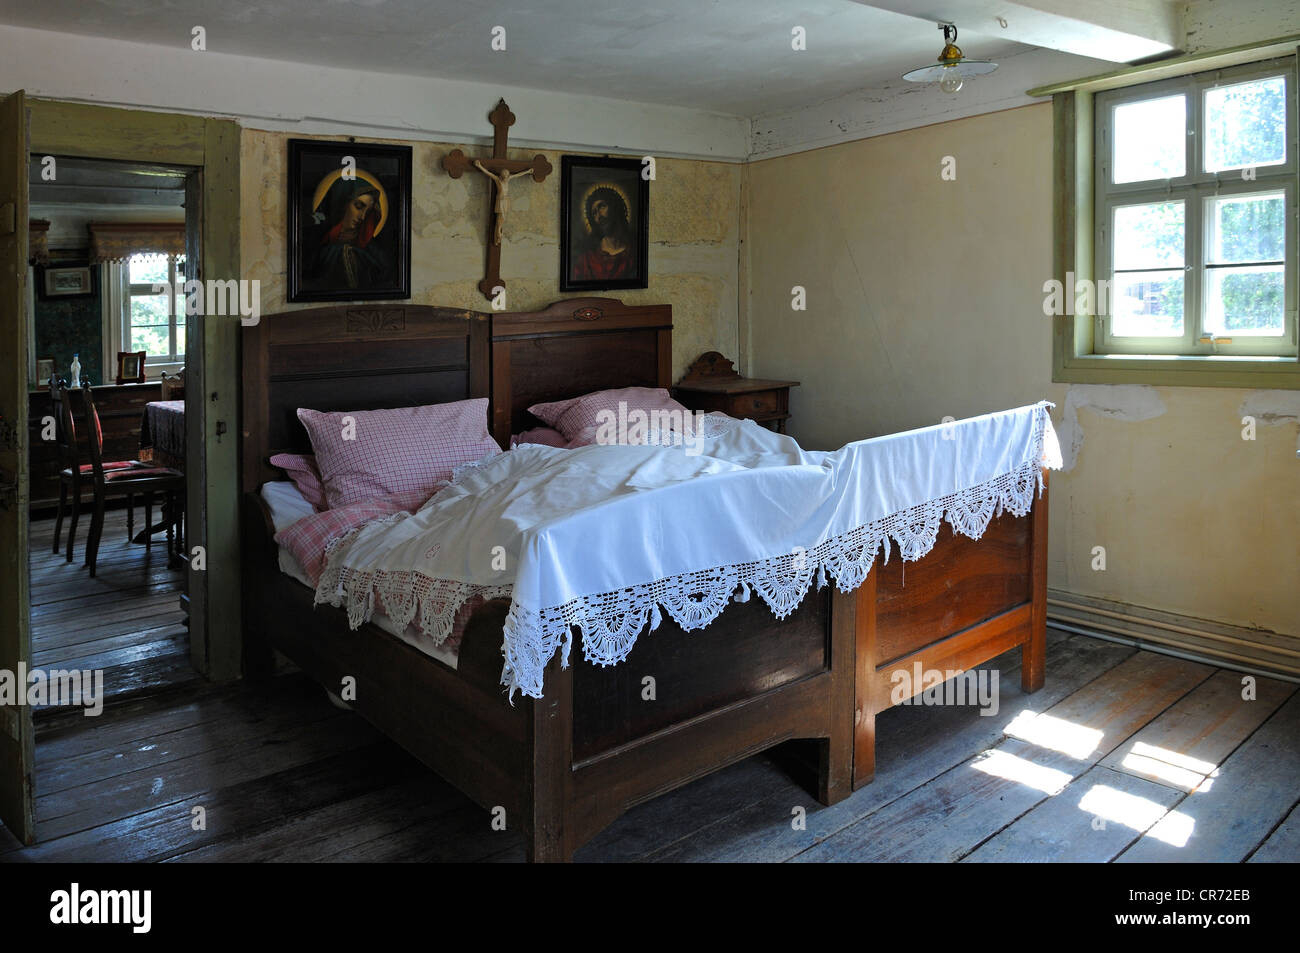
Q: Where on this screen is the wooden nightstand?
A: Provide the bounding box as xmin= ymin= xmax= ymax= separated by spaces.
xmin=674 ymin=352 xmax=799 ymax=434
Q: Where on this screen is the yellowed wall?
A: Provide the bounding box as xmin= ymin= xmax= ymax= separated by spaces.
xmin=240 ymin=129 xmax=740 ymax=381
xmin=744 ymin=103 xmax=1300 ymax=638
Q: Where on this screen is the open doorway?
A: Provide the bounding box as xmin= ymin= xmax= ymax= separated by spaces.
xmin=26 ymin=156 xmax=198 ymax=706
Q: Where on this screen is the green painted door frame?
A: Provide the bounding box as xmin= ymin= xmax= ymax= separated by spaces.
xmin=1 ymin=90 xmax=36 ymax=844
xmin=29 ymin=99 xmax=243 ymax=681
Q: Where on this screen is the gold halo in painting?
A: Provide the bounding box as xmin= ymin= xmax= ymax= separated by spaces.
xmin=579 ymin=181 xmax=633 ymax=234
xmin=311 ymin=168 xmax=389 ymax=237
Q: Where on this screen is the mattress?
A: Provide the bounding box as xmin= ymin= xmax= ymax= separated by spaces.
xmin=260 ymin=481 xmax=464 ymax=670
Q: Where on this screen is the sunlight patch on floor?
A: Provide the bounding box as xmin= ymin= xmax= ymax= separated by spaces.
xmin=1117 ymin=740 xmax=1216 ymax=791
xmin=1003 ymin=710 xmax=1105 ymax=760
xmin=971 ymin=748 xmax=1073 ymax=795
xmin=1077 ymin=783 xmax=1169 ymax=833
xmin=1135 ymin=807 xmax=1197 ymax=848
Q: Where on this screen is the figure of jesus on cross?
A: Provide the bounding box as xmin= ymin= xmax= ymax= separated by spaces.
xmin=443 ymin=99 xmax=553 ymax=301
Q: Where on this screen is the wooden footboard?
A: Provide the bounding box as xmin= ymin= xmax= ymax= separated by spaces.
xmin=852 ymin=471 xmax=1049 ymax=787
xmin=242 ymin=492 xmax=854 ymax=861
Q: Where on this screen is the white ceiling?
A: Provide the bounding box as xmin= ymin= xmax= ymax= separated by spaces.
xmin=0 ymin=0 xmax=1029 ymax=116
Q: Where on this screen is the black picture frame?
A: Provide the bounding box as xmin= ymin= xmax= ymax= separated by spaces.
xmin=287 ymin=139 xmax=412 ymax=302
xmin=559 ymin=155 xmax=649 ymax=292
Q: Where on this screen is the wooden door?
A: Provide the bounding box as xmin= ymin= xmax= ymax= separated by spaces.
xmin=0 ymin=89 xmax=35 ymax=844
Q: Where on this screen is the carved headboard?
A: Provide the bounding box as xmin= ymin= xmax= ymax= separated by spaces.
xmin=240 ymin=298 xmax=672 ymax=493
xmin=240 ymin=304 xmax=490 ymax=493
xmin=490 ymin=297 xmax=672 ymax=446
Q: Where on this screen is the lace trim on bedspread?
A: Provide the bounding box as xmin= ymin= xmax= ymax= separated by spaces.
xmin=318 ymin=406 xmax=1052 ymax=700
xmin=313 ymin=510 xmax=512 ymax=643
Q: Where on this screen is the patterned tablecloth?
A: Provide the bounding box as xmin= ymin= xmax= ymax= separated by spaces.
xmin=140 ymin=400 xmax=185 ymax=470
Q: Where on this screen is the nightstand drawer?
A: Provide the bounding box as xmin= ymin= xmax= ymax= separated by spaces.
xmin=734 ymin=391 xmax=780 ymax=416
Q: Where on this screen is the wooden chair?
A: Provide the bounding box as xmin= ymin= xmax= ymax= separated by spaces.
xmin=82 ymin=384 xmax=185 ymax=578
xmin=51 ymin=379 xmax=141 ymax=563
xmin=159 ymin=367 xmax=185 ymax=401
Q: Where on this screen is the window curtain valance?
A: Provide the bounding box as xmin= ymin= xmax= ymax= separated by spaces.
xmin=87 ymin=222 xmax=186 ymax=264
xmin=28 ymin=219 xmax=49 ymax=266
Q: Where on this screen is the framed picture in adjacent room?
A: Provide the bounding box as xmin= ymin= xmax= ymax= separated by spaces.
xmin=560 ymin=155 xmax=649 ymax=292
xmin=115 ymin=350 xmax=146 ymax=385
xmin=36 ymin=358 xmax=55 ymax=387
xmin=40 ymin=265 xmax=94 ymax=299
xmin=287 ymin=139 xmax=412 ymax=302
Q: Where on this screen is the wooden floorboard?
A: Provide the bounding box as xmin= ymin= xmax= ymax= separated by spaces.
xmin=963 ymin=764 xmax=1184 ymax=862
xmin=26 ymin=509 xmax=194 ymax=714
xmin=1116 ymin=691 xmax=1300 ymax=863
xmin=1248 ymin=802 xmax=1300 ymax=863
xmin=9 ymin=544 xmax=1300 ymax=863
xmin=642 ymin=630 xmax=1132 ymax=862
xmin=1097 ymin=668 xmax=1295 ymax=793
xmin=791 ymin=652 xmax=1214 ymax=863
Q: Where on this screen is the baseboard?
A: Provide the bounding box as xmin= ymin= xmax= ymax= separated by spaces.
xmin=1047 ymin=589 xmax=1300 ymax=683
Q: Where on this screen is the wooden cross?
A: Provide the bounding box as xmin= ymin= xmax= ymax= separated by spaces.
xmin=443 ymin=99 xmax=552 ymax=301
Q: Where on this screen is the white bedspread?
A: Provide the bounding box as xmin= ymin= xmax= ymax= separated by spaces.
xmin=316 ymin=403 xmax=1061 ymax=699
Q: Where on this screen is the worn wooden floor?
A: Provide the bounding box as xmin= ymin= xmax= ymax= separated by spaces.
xmin=27 ymin=507 xmax=192 ymax=704
xmin=6 ymin=515 xmax=1299 ymax=862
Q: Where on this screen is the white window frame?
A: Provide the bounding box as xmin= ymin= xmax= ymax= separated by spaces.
xmin=1094 ymin=57 xmax=1299 ymax=358
xmin=104 ymin=255 xmax=186 ymax=379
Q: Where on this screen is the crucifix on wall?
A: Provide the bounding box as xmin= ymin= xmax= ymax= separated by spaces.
xmin=443 ymin=99 xmax=552 ymax=302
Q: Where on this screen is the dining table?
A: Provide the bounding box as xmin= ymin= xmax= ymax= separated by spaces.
xmin=139 ymin=399 xmax=185 ymax=471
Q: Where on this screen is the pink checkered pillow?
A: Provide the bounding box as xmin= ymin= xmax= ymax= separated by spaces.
xmin=297 ymin=399 xmax=500 ymax=509
xmin=269 ymin=453 xmax=328 ymax=511
xmin=274 ymin=494 xmax=415 ymax=585
xmin=527 ymin=387 xmax=690 ymax=445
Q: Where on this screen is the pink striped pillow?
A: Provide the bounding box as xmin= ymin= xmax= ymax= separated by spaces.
xmin=528 ymin=387 xmax=690 ymax=445
xmin=297 ymin=399 xmax=500 ymax=509
xmin=269 ymin=453 xmax=328 ymax=511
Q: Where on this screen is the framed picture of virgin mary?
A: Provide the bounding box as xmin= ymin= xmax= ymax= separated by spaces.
xmin=287 ymin=139 xmax=412 ymax=302
xmin=559 ymin=155 xmax=649 ymax=292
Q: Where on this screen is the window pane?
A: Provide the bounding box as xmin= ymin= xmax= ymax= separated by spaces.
xmin=1207 ymin=192 xmax=1285 ymax=264
xmin=129 ymin=255 xmax=169 ymax=286
xmin=131 ymin=326 xmax=170 ymax=356
xmin=1111 ymin=271 xmax=1184 ymax=336
xmin=1114 ymin=201 xmax=1184 ymax=270
xmin=1113 ymin=94 xmax=1186 ymax=183
xmin=1205 ymin=75 xmax=1286 ymax=173
xmin=1205 ymin=266 xmax=1285 ymax=336
xmin=130 ymin=295 xmax=171 ymax=356
xmin=175 ymin=321 xmax=186 ymax=357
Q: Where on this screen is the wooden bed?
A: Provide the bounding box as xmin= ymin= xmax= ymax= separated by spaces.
xmin=239 ymin=296 xmax=1047 ymax=859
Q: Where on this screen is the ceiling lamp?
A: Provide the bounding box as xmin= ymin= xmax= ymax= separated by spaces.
xmin=902 ymin=23 xmax=997 ymax=94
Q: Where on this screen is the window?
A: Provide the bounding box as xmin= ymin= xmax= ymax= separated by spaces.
xmin=110 ymin=254 xmax=186 ymax=374
xmin=1095 ymin=61 xmax=1297 ymax=357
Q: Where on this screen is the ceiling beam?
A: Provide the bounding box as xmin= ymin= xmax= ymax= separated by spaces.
xmin=854 ymin=0 xmax=1181 ymax=63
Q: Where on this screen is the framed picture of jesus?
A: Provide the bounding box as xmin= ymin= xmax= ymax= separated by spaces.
xmin=287 ymin=139 xmax=412 ymax=302
xmin=559 ymin=156 xmax=649 ymax=292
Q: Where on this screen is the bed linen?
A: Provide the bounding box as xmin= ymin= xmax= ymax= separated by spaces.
xmin=315 ymin=403 xmax=1062 ymax=699
xmin=259 ymin=481 xmax=465 ymax=668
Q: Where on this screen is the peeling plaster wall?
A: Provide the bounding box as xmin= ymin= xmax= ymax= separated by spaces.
xmin=240 ymin=129 xmax=741 ymax=382
xmin=744 ymin=103 xmax=1300 ymax=638
xmin=1057 ymin=385 xmax=1167 ymax=471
